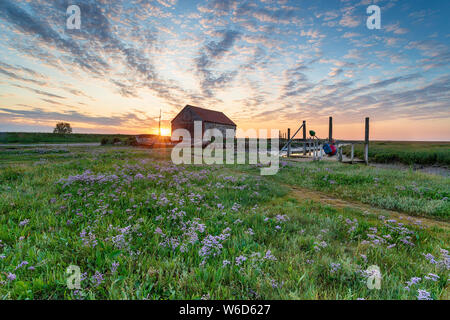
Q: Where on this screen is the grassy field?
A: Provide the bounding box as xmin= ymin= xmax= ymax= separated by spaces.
xmin=0 ymin=132 xmax=134 ymax=144
xmin=0 ymin=146 xmax=448 ymax=300
xmin=343 ymin=141 xmax=450 ymax=166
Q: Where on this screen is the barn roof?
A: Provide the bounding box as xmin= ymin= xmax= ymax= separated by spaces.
xmin=173 ymin=105 xmax=236 ymax=126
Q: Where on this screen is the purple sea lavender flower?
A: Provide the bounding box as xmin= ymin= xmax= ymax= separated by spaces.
xmin=264 ymin=250 xmax=277 ymax=261
xmin=417 ymin=289 xmax=432 ymax=300
xmin=91 ymin=271 xmax=104 ymax=287
xmin=270 ymin=279 xmax=284 ymax=289
xmin=15 ymin=260 xmax=29 ymax=270
xmin=405 ymin=277 xmax=421 ymax=290
xmin=423 ymin=253 xmax=437 ymax=264
xmin=7 ymin=273 xmax=16 ymax=281
xmin=330 ymin=263 xmax=341 ymax=273
xmin=245 ymin=228 xmax=255 ymax=236
xmin=424 ymin=273 xmax=439 ymax=282
xmin=19 ymin=219 xmax=30 ymax=227
xmin=235 ymin=255 xmax=247 ymax=266
xmin=111 ymin=262 xmax=119 ymax=274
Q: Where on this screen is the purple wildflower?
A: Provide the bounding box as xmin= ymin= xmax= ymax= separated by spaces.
xmin=7 ymin=273 xmax=16 ymax=281
xmin=15 ymin=260 xmax=29 ymax=270
xmin=263 ymin=250 xmax=277 ymax=261
xmin=91 ymin=271 xmax=104 ymax=287
xmin=417 ymin=289 xmax=432 ymax=300
xmin=330 ymin=263 xmax=341 ymax=273
xmin=424 ymin=273 xmax=439 ymax=282
xmin=235 ymin=255 xmax=247 ymax=266
xmin=19 ymin=219 xmax=30 ymax=227
xmin=111 ymin=262 xmax=119 ymax=274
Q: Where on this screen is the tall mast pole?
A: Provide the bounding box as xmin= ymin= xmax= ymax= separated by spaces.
xmin=158 ymin=109 xmax=161 ymax=136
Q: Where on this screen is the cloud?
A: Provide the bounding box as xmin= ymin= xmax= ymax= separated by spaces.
xmin=0 ymin=0 xmax=448 ymax=133
xmin=328 ymin=68 xmax=343 ymax=77
xmin=339 ymin=7 xmax=360 ymax=28
xmin=0 ymin=67 xmax=46 ymax=86
xmin=13 ymin=84 xmax=67 ymax=99
xmin=195 ymin=29 xmax=241 ymax=96
xmin=0 ymin=106 xmax=157 ymax=128
xmin=347 ymin=73 xmax=422 ymax=96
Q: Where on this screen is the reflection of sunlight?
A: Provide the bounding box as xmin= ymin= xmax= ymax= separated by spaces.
xmin=160 ymin=127 xmax=171 ymax=136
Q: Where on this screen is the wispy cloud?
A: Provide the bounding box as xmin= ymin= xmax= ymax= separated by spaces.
xmin=0 ymin=0 xmax=448 ymax=136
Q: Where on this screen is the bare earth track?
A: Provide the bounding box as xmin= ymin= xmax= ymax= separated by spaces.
xmin=287 ymin=185 xmax=450 ymax=233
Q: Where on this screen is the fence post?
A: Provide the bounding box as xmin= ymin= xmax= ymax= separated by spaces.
xmin=364 ymin=117 xmax=369 ymax=165
xmin=351 ymin=144 xmax=354 ymax=164
xmin=302 ymin=120 xmax=306 ymax=156
xmin=329 ymin=116 xmax=333 ymax=142
xmin=287 ymin=128 xmax=291 ymax=158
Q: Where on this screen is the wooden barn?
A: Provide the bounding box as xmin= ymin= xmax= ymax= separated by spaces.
xmin=171 ymin=105 xmax=236 ymax=139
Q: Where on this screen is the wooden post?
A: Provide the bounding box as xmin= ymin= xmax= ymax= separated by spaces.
xmin=329 ymin=116 xmax=333 ymax=142
xmin=351 ymin=144 xmax=354 ymax=164
xmin=364 ymin=117 xmax=369 ymax=165
xmin=315 ymin=141 xmax=319 ymax=160
xmin=338 ymin=145 xmax=343 ymax=162
xmin=312 ymin=140 xmax=316 ymax=160
xmin=302 ymin=120 xmax=306 ymax=155
xmin=287 ymin=128 xmax=291 ymax=157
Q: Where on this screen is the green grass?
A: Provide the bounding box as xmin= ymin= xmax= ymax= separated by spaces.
xmin=260 ymin=161 xmax=449 ymax=220
xmin=0 ymin=132 xmax=133 ymax=144
xmin=343 ymin=141 xmax=450 ymax=166
xmin=0 ymin=146 xmax=448 ymax=300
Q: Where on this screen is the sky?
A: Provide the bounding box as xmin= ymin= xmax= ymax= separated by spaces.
xmin=0 ymin=0 xmax=449 ymax=140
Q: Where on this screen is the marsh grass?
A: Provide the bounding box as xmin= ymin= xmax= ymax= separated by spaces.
xmin=256 ymin=160 xmax=449 ymax=219
xmin=0 ymin=146 xmax=448 ymax=300
xmin=343 ymin=141 xmax=450 ymax=166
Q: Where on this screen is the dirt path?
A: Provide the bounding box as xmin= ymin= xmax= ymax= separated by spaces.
xmin=287 ymin=185 xmax=450 ymax=233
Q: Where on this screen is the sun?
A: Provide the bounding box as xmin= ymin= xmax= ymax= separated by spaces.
xmin=159 ymin=127 xmax=171 ymax=136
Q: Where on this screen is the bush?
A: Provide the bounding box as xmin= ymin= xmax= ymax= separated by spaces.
xmin=125 ymin=136 xmax=138 ymax=146
xmin=53 ymin=122 xmax=72 ymax=134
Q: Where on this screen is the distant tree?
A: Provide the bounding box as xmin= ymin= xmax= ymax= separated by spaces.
xmin=53 ymin=122 xmax=72 ymax=134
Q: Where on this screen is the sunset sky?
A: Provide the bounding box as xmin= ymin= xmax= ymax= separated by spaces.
xmin=0 ymin=0 xmax=449 ymax=140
